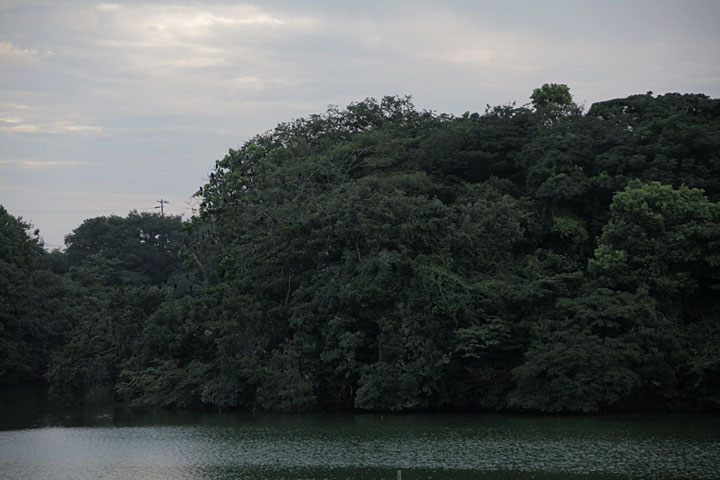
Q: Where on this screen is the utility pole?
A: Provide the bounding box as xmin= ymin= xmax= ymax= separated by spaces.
xmin=155 ymin=199 xmax=169 ymax=216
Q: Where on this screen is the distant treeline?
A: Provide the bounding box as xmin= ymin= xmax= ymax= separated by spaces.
xmin=2 ymin=84 xmax=719 ymax=413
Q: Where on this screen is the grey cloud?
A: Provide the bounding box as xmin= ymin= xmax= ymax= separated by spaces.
xmin=1 ymin=0 xmax=719 ymax=247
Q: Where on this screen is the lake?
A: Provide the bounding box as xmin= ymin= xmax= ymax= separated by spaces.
xmin=1 ymin=386 xmax=718 ymax=479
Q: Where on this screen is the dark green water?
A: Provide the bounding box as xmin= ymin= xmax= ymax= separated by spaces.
xmin=1 ymin=386 xmax=719 ymax=479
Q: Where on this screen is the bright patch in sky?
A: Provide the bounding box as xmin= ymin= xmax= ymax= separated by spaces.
xmin=0 ymin=41 xmax=38 ymax=58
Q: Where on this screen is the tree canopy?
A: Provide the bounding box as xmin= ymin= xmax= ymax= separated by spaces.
xmin=3 ymin=85 xmax=720 ymax=413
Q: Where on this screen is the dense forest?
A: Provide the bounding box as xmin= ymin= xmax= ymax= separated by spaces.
xmin=2 ymin=84 xmax=719 ymax=413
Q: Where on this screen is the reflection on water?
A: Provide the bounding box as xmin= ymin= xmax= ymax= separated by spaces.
xmin=1 ymin=385 xmax=719 ymax=479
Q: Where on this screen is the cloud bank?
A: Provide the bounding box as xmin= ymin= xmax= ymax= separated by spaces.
xmin=1 ymin=0 xmax=719 ymax=248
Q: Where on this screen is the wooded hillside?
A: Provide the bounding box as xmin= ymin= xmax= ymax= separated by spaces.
xmin=3 ymin=85 xmax=719 ymax=413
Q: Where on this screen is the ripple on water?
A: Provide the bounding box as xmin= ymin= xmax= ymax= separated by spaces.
xmin=1 ymin=414 xmax=719 ymax=480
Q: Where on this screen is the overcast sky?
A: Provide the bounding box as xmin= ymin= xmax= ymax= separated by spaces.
xmin=2 ymin=0 xmax=719 ymax=249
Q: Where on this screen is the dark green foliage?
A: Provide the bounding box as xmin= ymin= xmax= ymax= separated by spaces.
xmin=177 ymin=91 xmax=720 ymax=412
xmin=531 ymin=83 xmax=575 ymax=111
xmin=44 ymin=212 xmax=203 ymax=402
xmin=530 ymin=83 xmax=583 ymax=125
xmin=1 ymin=207 xmax=46 ymax=383
xmin=7 ymin=86 xmax=720 ymax=413
xmin=589 ymin=181 xmax=720 ymax=297
xmin=65 ymin=211 xmax=186 ymax=288
xmin=587 ymin=92 xmax=720 ymax=198
xmin=511 ymin=288 xmax=681 ymax=412
xmin=0 ymin=207 xmax=76 ymax=384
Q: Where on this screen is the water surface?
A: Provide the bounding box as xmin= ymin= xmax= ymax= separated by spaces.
xmin=1 ymin=386 xmax=718 ymax=479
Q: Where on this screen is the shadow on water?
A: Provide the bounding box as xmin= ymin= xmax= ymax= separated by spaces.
xmin=0 ymin=383 xmax=117 ymax=429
